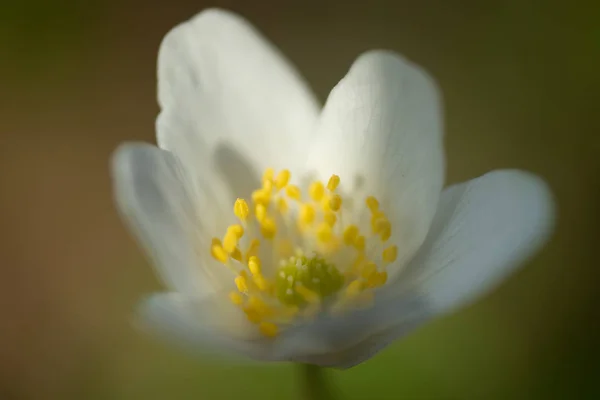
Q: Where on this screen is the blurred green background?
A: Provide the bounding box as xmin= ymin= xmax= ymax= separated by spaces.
xmin=0 ymin=0 xmax=598 ymax=399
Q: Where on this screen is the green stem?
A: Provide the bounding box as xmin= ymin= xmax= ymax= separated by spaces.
xmin=298 ymin=364 xmax=335 ymax=400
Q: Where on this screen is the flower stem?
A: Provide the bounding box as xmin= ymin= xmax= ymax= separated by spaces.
xmin=297 ymin=364 xmax=335 ymax=400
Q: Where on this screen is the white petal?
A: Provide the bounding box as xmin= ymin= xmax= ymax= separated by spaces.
xmin=157 ymin=8 xmax=320 ymax=197
xmin=306 ymin=50 xmax=445 ymax=273
xmin=402 ymin=169 xmax=555 ymax=313
xmin=111 ymin=143 xmax=217 ymax=294
xmin=137 ymin=293 xmax=273 ymax=361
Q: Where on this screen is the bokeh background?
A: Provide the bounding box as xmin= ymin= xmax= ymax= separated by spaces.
xmin=1 ymin=0 xmax=598 ymax=399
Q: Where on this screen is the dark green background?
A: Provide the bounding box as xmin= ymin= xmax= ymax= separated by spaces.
xmin=1 ymin=0 xmax=598 ymax=398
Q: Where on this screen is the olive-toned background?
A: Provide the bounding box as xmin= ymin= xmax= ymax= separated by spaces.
xmin=1 ymin=0 xmax=598 ymax=399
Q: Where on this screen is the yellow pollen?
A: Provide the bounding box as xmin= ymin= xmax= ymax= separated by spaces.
xmin=262 ymin=179 xmax=273 ymax=193
xmin=260 ymin=218 xmax=277 ymax=239
xmin=382 ymin=245 xmax=398 ymax=263
xmin=327 ymin=175 xmax=340 ymax=191
xmin=285 ymin=184 xmax=301 ymax=200
xmin=259 ymin=321 xmax=278 ymax=337
xmin=346 ymin=279 xmax=364 ymax=296
xmin=361 ymin=262 xmax=377 ymax=280
xmin=234 ymin=198 xmax=249 ymax=221
xmin=309 ymin=181 xmax=325 ymax=201
xmin=253 ymin=274 xmax=270 ymax=291
xmin=275 ymin=169 xmax=291 ymax=190
xmin=228 ymin=224 xmax=244 ymax=238
xmin=329 ymin=194 xmax=342 ymax=211
xmin=248 ymin=256 xmax=262 ymax=275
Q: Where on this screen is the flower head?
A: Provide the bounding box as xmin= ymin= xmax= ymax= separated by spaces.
xmin=111 ymin=9 xmax=554 ymax=368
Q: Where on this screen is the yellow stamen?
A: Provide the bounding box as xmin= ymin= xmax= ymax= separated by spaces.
xmin=260 ymin=218 xmax=277 ymax=239
xmin=316 ymin=223 xmax=333 ymax=243
xmin=299 ymin=204 xmax=316 ymax=225
xmin=235 ymin=275 xmax=248 ymax=292
xmin=329 ymin=194 xmax=342 ymax=211
xmin=248 ymin=256 xmax=261 ymax=275
xmin=229 ymin=291 xmax=243 ymax=305
xmin=274 ymin=169 xmax=291 ymax=190
xmin=354 ymin=235 xmax=366 ymax=251
xmin=382 ymin=245 xmax=398 ymax=263
xmin=211 ymin=241 xmax=229 ymax=263
xmin=366 ymin=196 xmax=379 ymax=212
xmin=343 ymin=225 xmax=359 ymax=245
xmin=285 ymin=184 xmax=301 ymax=200
xmin=259 ymin=321 xmax=278 ymax=337
xmin=309 ymin=181 xmax=325 ymax=201
xmin=234 ymin=198 xmax=249 ymax=221
xmin=231 ymin=247 xmax=242 ymax=262
xmin=324 ymin=211 xmax=337 ymax=227
xmin=327 ymin=175 xmax=340 ymax=191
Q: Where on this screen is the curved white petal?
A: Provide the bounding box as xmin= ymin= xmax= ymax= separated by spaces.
xmin=157 ymin=8 xmax=320 ymax=198
xmin=307 ymin=50 xmax=445 ymax=274
xmin=139 ymin=290 xmax=430 ymax=368
xmin=111 ymin=143 xmax=218 ymax=294
xmin=137 ymin=293 xmax=272 ymax=360
xmin=402 ymin=169 xmax=555 ymax=313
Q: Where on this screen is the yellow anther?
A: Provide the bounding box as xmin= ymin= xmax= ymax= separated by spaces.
xmin=345 ymin=279 xmax=364 ymax=296
xmin=321 ymin=196 xmax=331 ymax=212
xmin=234 ymin=198 xmax=249 ymax=221
xmin=248 ymin=256 xmax=261 ymax=275
xmin=382 ymin=245 xmax=398 ymax=263
xmin=329 ymin=194 xmax=342 ymax=211
xmin=380 ymin=224 xmax=392 ymax=242
xmin=309 ymin=181 xmax=325 ymax=201
xmin=223 ymin=231 xmax=238 ymax=253
xmin=262 ymin=178 xmax=273 ymax=193
xmin=228 ymin=224 xmax=244 ymax=238
xmin=299 ymin=204 xmax=316 ymax=225
xmin=252 ymin=189 xmax=270 ymax=205
xmin=324 ymin=211 xmax=337 ymax=227
xmin=327 ymin=175 xmax=340 ymax=191
xmin=229 ymin=291 xmax=244 ymax=305
xmin=316 ymin=223 xmax=333 ymax=243
xmin=255 ymin=203 xmax=267 ymax=222
xmin=246 ymin=239 xmax=260 ymax=261
xmin=354 ymin=235 xmax=366 ymax=251
xmin=295 ymin=284 xmax=320 ymax=304
xmin=285 ymin=184 xmax=301 ymax=200
xmin=276 ymin=197 xmax=288 ymax=214
xmin=262 ymin=167 xmax=274 ymax=183
xmin=244 ymin=308 xmax=261 ymax=323
xmin=248 ymin=296 xmax=270 ymax=315
xmin=373 ymin=218 xmax=391 ymax=235
xmin=343 ymin=225 xmax=359 ymax=245
xmin=349 ymin=253 xmax=366 ymax=275
xmin=361 ymin=262 xmax=378 ymax=280
xmin=235 ymin=275 xmax=248 ymax=292
xmin=259 ymin=321 xmax=278 ymax=337
xmin=275 ymin=169 xmax=291 ymax=190
xmin=260 ymin=217 xmax=277 ymax=239
xmin=253 ymin=274 xmax=270 ymax=291
xmin=231 ymin=247 xmax=242 ymax=262
xmin=366 ymin=196 xmax=380 ymax=212
xmin=371 ymin=211 xmax=387 ymax=233
xmin=211 ymin=242 xmax=229 ymax=263
xmin=367 ymin=271 xmax=388 ymax=288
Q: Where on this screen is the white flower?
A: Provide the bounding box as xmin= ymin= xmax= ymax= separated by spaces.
xmin=111 ymin=8 xmax=555 ymax=368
